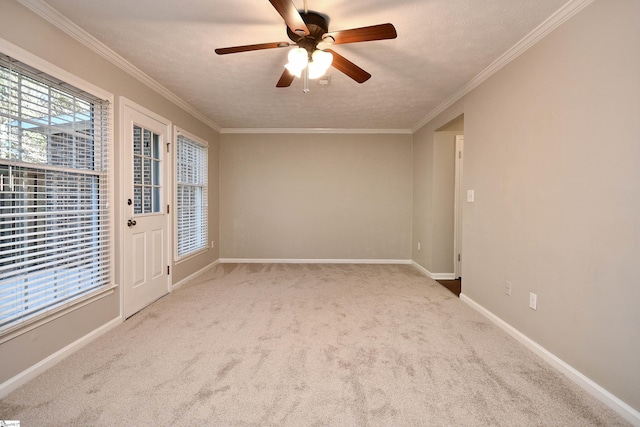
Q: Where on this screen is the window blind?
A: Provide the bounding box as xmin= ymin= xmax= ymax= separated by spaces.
xmin=176 ymin=132 xmax=207 ymax=259
xmin=0 ymin=53 xmax=112 ymax=334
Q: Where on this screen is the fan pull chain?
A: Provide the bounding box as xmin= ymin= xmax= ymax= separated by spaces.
xmin=303 ymin=67 xmax=310 ymax=93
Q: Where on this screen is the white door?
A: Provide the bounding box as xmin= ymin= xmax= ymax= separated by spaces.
xmin=453 ymin=135 xmax=464 ymax=279
xmin=122 ymin=104 xmax=170 ymax=318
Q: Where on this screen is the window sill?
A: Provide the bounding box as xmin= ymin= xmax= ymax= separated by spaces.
xmin=174 ymin=246 xmax=210 ymax=265
xmin=0 ymin=284 xmax=118 ymax=345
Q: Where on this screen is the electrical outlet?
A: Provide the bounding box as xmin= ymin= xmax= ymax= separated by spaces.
xmin=529 ymin=292 xmax=537 ymax=310
xmin=417 ymin=242 xmax=421 ymax=251
xmin=467 ymin=190 xmax=475 ymax=202
xmin=505 ymin=281 xmax=512 ymax=296
xmin=211 ymin=240 xmax=215 ymax=248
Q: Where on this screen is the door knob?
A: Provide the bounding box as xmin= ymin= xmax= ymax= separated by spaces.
xmin=127 ymin=218 xmax=137 ymax=227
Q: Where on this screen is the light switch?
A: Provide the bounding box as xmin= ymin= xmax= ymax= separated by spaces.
xmin=467 ymin=190 xmax=475 ymax=202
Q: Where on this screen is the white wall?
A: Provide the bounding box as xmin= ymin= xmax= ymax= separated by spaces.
xmin=220 ymin=133 xmax=413 ymax=260
xmin=415 ymin=0 xmax=640 ymax=413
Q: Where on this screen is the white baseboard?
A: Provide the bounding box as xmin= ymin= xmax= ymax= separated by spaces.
xmin=0 ymin=316 xmax=122 ymax=399
xmin=411 ymin=261 xmax=432 ymax=278
xmin=411 ymin=261 xmax=455 ymax=280
xmin=219 ymin=258 xmax=412 ymax=265
xmin=460 ymin=293 xmax=640 ymax=426
xmin=431 ymin=273 xmax=456 ymax=280
xmin=171 ymin=259 xmax=220 ymax=291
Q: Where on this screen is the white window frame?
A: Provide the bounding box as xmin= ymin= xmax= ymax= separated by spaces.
xmin=0 ymin=38 xmax=115 ymax=343
xmin=174 ymin=126 xmax=208 ymax=262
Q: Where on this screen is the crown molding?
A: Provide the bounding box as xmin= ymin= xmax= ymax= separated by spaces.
xmin=17 ymin=0 xmax=593 ymax=135
xmin=220 ymin=128 xmax=412 ymax=134
xmin=411 ymin=0 xmax=595 ymax=132
xmin=0 ymin=37 xmax=113 ymax=103
xmin=17 ymin=0 xmax=221 ymax=133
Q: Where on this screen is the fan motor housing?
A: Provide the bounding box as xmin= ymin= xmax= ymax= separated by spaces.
xmin=287 ymin=12 xmax=329 ymax=52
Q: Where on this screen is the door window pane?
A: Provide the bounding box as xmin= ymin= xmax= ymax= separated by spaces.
xmin=143 ymin=186 xmax=151 ymax=213
xmin=133 ymin=185 xmax=142 ymax=214
xmin=133 ymin=126 xmax=141 ymax=155
xmin=132 ymin=125 xmax=161 ymax=215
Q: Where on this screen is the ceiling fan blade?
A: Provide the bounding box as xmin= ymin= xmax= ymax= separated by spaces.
xmin=269 ymin=0 xmax=310 ymax=36
xmin=324 ymin=23 xmax=397 ymax=45
xmin=215 ymin=41 xmax=291 ymax=55
xmin=325 ymin=50 xmax=371 ymax=83
xmin=276 ymin=69 xmax=295 ymax=87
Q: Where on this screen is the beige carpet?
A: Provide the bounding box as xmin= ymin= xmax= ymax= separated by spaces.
xmin=0 ymin=264 xmax=628 ymax=426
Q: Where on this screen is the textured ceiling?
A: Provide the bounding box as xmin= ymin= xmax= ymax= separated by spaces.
xmin=40 ymin=0 xmax=569 ymax=130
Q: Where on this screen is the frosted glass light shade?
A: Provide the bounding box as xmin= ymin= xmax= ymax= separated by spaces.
xmin=313 ymin=49 xmax=333 ymax=68
xmin=285 ymin=48 xmax=308 ymax=78
xmin=308 ymin=50 xmax=333 ymax=79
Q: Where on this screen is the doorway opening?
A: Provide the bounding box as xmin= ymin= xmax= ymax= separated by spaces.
xmin=434 ymin=114 xmax=464 ymax=296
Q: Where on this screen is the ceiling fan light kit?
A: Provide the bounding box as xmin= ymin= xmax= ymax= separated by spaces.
xmin=284 ymin=47 xmax=308 ymax=78
xmin=307 ymin=49 xmax=333 ymax=79
xmin=215 ymin=0 xmax=397 ymax=92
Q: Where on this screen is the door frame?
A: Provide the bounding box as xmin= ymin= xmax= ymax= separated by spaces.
xmin=118 ymin=97 xmax=173 ymax=320
xmin=453 ymin=135 xmax=464 ymax=279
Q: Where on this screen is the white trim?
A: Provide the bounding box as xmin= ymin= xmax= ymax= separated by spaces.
xmin=120 ymin=96 xmax=174 ymax=130
xmin=171 ymin=259 xmax=220 ymax=291
xmin=411 ymin=0 xmax=595 ymax=132
xmin=453 ymin=135 xmax=464 ymax=279
xmin=117 ymin=98 xmax=125 ymax=320
xmin=175 ymin=127 xmax=210 ymax=148
xmin=0 ymin=37 xmax=117 ymax=344
xmin=173 ymin=246 xmax=208 ymax=265
xmin=220 ymin=258 xmax=412 ymax=265
xmin=14 ymin=0 xmax=594 ymax=135
xmin=16 ymin=0 xmax=221 ymax=132
xmin=173 ymin=126 xmax=210 ymax=263
xmin=431 ymin=273 xmax=456 ymax=280
xmin=411 ymin=261 xmax=432 ymax=278
xmin=119 ymin=97 xmax=173 ymax=319
xmin=460 ymin=294 xmax=640 ymax=426
xmin=220 ymin=128 xmax=412 ymax=134
xmin=14 ymin=0 xmax=593 ymax=135
xmin=411 ymin=261 xmax=455 ymax=280
xmin=0 ymin=316 xmax=121 ymax=399
xmin=0 ymin=37 xmax=113 ymax=103
xmin=0 ymin=286 xmax=117 ymax=345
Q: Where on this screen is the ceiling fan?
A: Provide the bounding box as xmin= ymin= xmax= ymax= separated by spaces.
xmin=215 ymin=0 xmax=397 ymax=89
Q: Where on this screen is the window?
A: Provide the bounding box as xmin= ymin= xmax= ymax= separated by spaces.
xmin=133 ymin=125 xmax=162 ymax=214
xmin=0 ymin=53 xmax=112 ymax=335
xmin=175 ymin=129 xmax=208 ymax=260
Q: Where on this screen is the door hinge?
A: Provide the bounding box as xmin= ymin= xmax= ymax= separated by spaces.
xmin=458 ymin=254 xmax=461 ymax=262
xmin=166 ymin=142 xmax=170 ymax=153
xmin=167 ymin=265 xmax=170 ymax=275
xmin=458 ymin=151 xmax=462 ymax=159
xmin=167 ymin=204 xmax=170 ymax=214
